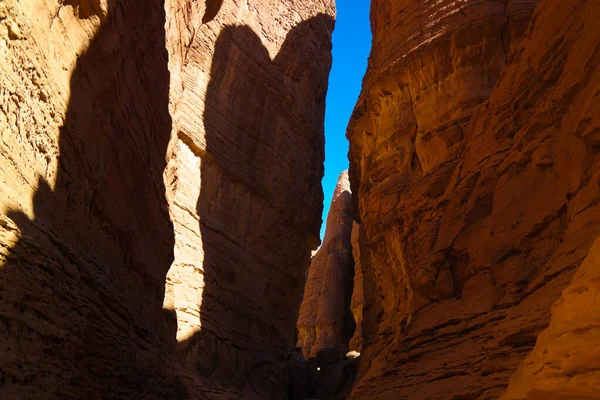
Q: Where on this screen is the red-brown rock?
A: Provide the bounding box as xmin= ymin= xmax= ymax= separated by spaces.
xmin=501 ymin=238 xmax=600 ymax=400
xmin=347 ymin=0 xmax=600 ymax=398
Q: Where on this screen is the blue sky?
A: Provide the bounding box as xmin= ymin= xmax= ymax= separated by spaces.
xmin=321 ymin=1 xmax=372 ymax=239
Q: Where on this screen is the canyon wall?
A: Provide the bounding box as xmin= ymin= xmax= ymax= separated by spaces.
xmin=348 ymin=0 xmax=600 ymax=398
xmin=0 ymin=0 xmax=334 ymax=398
xmin=501 ymin=238 xmax=600 ymax=399
xmin=297 ymin=171 xmax=355 ymax=359
xmin=163 ymin=0 xmax=334 ymax=395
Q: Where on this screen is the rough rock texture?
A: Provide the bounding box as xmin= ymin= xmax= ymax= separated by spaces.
xmin=348 ymin=222 xmax=363 ymax=353
xmin=0 ymin=0 xmax=334 ymax=398
xmin=0 ymin=1 xmax=184 ymax=397
xmin=501 ymin=238 xmax=600 ymax=400
xmin=163 ymin=0 xmax=335 ymax=395
xmin=297 ymin=171 xmax=355 ymax=359
xmin=348 ymin=0 xmax=600 ymax=398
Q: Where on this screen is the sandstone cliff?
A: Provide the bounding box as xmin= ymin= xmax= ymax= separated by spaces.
xmin=297 ymin=171 xmax=355 ymax=359
xmin=348 ymin=0 xmax=600 ymax=398
xmin=163 ymin=0 xmax=335 ymax=395
xmin=0 ymin=0 xmax=334 ymax=398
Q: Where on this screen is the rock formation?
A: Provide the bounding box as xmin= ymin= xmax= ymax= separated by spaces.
xmin=164 ymin=0 xmax=334 ymax=395
xmin=0 ymin=0 xmax=334 ymax=398
xmin=4 ymin=0 xmax=600 ymax=398
xmin=348 ymin=0 xmax=600 ymax=398
xmin=297 ymin=171 xmax=355 ymax=359
xmin=501 ymin=238 xmax=600 ymax=400
xmin=1 ymin=0 xmax=182 ymax=397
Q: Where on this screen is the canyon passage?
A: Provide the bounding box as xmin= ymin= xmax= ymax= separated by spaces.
xmin=1 ymin=0 xmax=600 ymax=399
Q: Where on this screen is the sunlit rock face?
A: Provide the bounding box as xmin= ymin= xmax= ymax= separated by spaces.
xmin=297 ymin=171 xmax=355 ymax=359
xmin=0 ymin=0 xmax=334 ymax=398
xmin=348 ymin=0 xmax=600 ymax=398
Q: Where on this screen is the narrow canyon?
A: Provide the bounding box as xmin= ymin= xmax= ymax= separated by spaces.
xmin=1 ymin=0 xmax=599 ymax=399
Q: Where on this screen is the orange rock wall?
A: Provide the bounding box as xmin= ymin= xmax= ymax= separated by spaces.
xmin=0 ymin=0 xmax=334 ymax=398
xmin=502 ymin=238 xmax=600 ymax=400
xmin=348 ymin=0 xmax=600 ymax=398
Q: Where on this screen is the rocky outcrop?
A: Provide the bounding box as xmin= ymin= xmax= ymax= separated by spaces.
xmin=348 ymin=0 xmax=600 ymax=398
xmin=297 ymin=171 xmax=355 ymax=359
xmin=0 ymin=0 xmax=334 ymax=398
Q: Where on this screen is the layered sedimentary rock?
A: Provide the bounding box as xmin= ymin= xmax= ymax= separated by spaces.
xmin=0 ymin=0 xmax=334 ymax=398
xmin=297 ymin=171 xmax=355 ymax=359
xmin=348 ymin=0 xmax=600 ymax=398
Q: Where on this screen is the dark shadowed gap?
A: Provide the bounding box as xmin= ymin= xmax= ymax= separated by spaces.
xmin=202 ymin=0 xmax=224 ymax=23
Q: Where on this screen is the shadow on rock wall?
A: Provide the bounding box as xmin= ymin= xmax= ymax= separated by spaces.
xmin=180 ymin=13 xmax=334 ymax=400
xmin=0 ymin=0 xmax=186 ymax=397
xmin=0 ymin=3 xmax=333 ymax=399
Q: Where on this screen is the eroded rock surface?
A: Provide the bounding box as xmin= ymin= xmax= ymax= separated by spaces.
xmin=0 ymin=0 xmax=334 ymax=398
xmin=501 ymin=238 xmax=600 ymax=400
xmin=0 ymin=0 xmax=182 ymax=397
xmin=348 ymin=0 xmax=600 ymax=398
xmin=164 ymin=0 xmax=335 ymax=394
xmin=297 ymin=171 xmax=355 ymax=359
